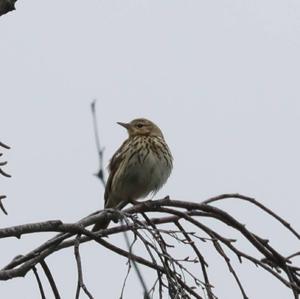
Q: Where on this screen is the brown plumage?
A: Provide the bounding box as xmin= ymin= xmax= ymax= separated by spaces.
xmin=92 ymin=118 xmax=173 ymax=231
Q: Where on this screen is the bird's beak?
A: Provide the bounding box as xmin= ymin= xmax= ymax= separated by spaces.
xmin=117 ymin=122 xmax=130 ymax=129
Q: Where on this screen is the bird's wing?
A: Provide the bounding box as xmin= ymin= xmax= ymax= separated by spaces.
xmin=104 ymin=139 xmax=129 ymax=206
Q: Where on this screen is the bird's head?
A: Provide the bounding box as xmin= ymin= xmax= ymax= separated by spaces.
xmin=117 ymin=118 xmax=164 ymax=138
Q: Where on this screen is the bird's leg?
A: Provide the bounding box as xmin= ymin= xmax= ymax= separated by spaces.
xmin=162 ymin=195 xmax=171 ymax=204
xmin=106 ymin=208 xmax=121 ymax=223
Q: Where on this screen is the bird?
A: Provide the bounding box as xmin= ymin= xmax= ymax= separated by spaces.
xmin=92 ymin=118 xmax=173 ymax=231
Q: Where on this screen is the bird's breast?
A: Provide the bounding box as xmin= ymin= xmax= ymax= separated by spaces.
xmin=115 ymin=143 xmax=172 ymax=200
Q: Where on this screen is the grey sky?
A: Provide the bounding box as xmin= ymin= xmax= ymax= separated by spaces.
xmin=1 ymin=0 xmax=300 ymax=298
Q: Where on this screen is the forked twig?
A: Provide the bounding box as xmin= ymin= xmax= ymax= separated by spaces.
xmin=74 ymin=234 xmax=94 ymax=299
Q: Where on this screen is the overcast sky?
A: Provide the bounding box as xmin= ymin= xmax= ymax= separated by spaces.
xmin=1 ymin=0 xmax=300 ymax=298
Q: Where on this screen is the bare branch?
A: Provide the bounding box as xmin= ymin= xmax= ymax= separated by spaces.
xmin=0 ymin=141 xmax=11 ymax=215
xmin=175 ymin=221 xmax=215 ymax=299
xmin=213 ymin=239 xmax=248 ymax=299
xmin=74 ymin=234 xmax=94 ymax=299
xmin=40 ymin=260 xmax=61 ymax=299
xmin=91 ymin=100 xmax=106 ymax=188
xmin=0 ymin=167 xmax=11 ymax=178
xmin=203 ymin=193 xmax=300 ymax=240
xmin=121 ymin=219 xmax=150 ymax=299
xmin=0 ymin=141 xmax=10 ymax=149
xmin=0 ymin=195 xmax=8 ymax=215
xmin=0 ymin=195 xmax=299 ymax=298
xmin=119 ymin=255 xmax=132 ymax=299
xmin=32 ymin=266 xmax=46 ymax=299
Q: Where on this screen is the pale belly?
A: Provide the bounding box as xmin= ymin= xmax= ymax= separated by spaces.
xmin=113 ymin=150 xmax=171 ymax=201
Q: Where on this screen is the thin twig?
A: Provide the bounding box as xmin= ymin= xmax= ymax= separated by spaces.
xmin=287 ymin=252 xmax=300 ymax=261
xmin=202 ymin=193 xmax=300 ymax=239
xmin=126 ymin=219 xmax=165 ymax=298
xmin=175 ymin=221 xmax=215 ymax=299
xmin=0 ymin=195 xmax=299 ymax=298
xmin=91 ymin=100 xmax=106 ymax=187
xmin=32 ymin=266 xmax=46 ymax=299
xmin=213 ymin=240 xmax=248 ymax=299
xmin=40 ymin=260 xmax=61 ymax=299
xmin=119 ymin=257 xmax=132 ymax=299
xmin=139 ymin=212 xmax=185 ymax=298
xmin=0 ymin=141 xmax=10 ymax=149
xmin=74 ymin=234 xmax=94 ymax=299
xmin=0 ymin=141 xmax=10 ymax=213
xmin=0 ymin=195 xmax=8 ymax=215
xmin=0 ymin=167 xmax=11 ymax=178
xmin=122 ymin=219 xmax=150 ymax=299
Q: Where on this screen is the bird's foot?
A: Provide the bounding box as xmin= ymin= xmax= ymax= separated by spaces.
xmin=106 ymin=208 xmax=121 ymax=223
xmin=163 ymin=195 xmax=171 ymax=202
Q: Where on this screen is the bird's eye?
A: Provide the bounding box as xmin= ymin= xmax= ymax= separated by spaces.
xmin=136 ymin=123 xmax=143 ymax=128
